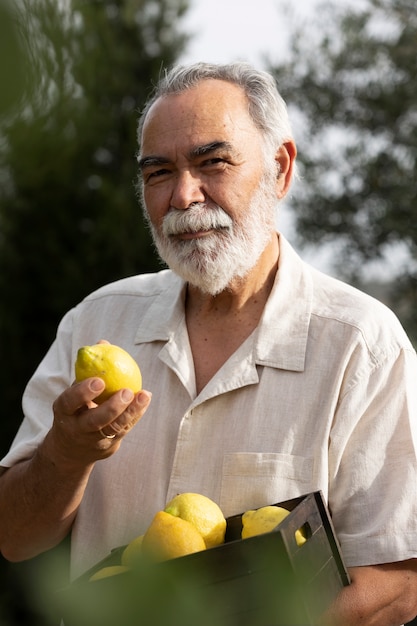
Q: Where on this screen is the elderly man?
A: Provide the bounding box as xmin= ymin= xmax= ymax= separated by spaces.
xmin=1 ymin=62 xmax=417 ymax=625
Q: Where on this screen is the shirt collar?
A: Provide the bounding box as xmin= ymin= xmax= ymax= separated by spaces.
xmin=253 ymin=234 xmax=312 ymax=372
xmin=134 ymin=272 xmax=186 ymax=344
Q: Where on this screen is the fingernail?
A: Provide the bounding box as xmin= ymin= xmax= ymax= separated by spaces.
xmin=138 ymin=391 xmax=152 ymax=404
xmin=121 ymin=388 xmax=134 ymax=402
xmin=90 ymin=378 xmax=105 ymax=392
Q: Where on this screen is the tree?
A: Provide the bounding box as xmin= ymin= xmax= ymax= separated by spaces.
xmin=0 ymin=0 xmax=190 ymax=457
xmin=270 ymin=0 xmax=417 ymax=343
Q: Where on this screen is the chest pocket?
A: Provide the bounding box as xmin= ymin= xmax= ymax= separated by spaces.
xmin=219 ymin=452 xmax=314 ymax=517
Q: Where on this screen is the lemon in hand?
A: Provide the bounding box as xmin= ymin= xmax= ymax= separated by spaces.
xmin=164 ymin=493 xmax=226 ymax=549
xmin=242 ymin=505 xmax=307 ymax=546
xmin=141 ymin=510 xmax=206 ymax=561
xmin=75 ymin=343 xmax=142 ymax=404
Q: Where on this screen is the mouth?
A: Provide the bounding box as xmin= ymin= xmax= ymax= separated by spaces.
xmin=174 ymin=229 xmax=216 ymax=240
xmin=170 ymin=225 xmax=231 ymax=239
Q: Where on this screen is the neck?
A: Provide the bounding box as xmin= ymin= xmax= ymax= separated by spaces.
xmin=186 ymin=234 xmax=279 ymax=317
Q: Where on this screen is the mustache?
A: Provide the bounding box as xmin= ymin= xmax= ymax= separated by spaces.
xmin=162 ymin=203 xmax=233 ymax=237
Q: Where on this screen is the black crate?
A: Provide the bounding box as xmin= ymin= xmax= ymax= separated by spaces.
xmin=59 ymin=491 xmax=349 ymax=626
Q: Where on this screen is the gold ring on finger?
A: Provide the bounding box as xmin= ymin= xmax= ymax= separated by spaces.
xmin=99 ymin=428 xmax=116 ymax=440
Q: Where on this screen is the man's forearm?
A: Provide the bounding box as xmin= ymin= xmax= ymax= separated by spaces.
xmin=318 ymin=562 xmax=417 ymax=626
xmin=0 ymin=431 xmax=94 ymax=562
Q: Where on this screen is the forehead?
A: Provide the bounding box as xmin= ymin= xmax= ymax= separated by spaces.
xmin=140 ymin=79 xmax=261 ymax=156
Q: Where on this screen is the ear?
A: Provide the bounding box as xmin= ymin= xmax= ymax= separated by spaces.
xmin=275 ymin=140 xmax=297 ymax=199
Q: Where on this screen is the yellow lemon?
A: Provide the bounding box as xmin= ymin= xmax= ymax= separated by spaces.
xmin=75 ymin=343 xmax=142 ymax=404
xmin=141 ymin=510 xmax=206 ymax=561
xmin=89 ymin=565 xmax=129 ymax=582
xmin=295 ymin=527 xmax=307 ymax=546
xmin=164 ymin=493 xmax=226 ymax=549
xmin=121 ymin=534 xmax=145 ymax=567
xmin=242 ymin=505 xmax=307 ymax=547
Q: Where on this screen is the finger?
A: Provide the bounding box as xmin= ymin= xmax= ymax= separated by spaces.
xmin=55 ymin=378 xmax=106 ymax=417
xmin=98 ymin=427 xmax=117 ymax=440
xmin=97 ymin=390 xmax=152 ymax=438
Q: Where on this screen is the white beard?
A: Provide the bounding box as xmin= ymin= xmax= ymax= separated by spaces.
xmin=145 ymin=171 xmax=278 ymax=295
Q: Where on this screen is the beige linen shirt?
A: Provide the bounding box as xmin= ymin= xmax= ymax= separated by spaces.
xmin=2 ymin=234 xmax=417 ymax=578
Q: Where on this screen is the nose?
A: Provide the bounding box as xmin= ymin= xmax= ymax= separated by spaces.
xmin=170 ymin=170 xmax=205 ymax=210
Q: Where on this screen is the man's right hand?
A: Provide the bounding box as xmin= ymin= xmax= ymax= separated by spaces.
xmin=50 ymin=377 xmax=152 ymax=465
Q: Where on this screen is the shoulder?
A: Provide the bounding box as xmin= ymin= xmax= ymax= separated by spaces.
xmin=51 ymin=269 xmax=185 ymax=352
xmin=309 ymin=265 xmax=414 ymax=354
xmin=62 ymin=269 xmax=185 ymax=334
xmin=279 ymin=234 xmax=411 ymax=352
xmin=82 ymin=269 xmax=183 ymax=302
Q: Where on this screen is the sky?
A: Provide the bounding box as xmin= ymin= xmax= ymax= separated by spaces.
xmin=179 ymin=0 xmax=366 ymax=67
xmin=179 ymin=0 xmax=317 ymax=68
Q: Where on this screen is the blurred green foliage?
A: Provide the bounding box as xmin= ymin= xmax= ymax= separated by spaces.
xmin=0 ymin=0 xmax=30 ymax=115
xmin=37 ymin=535 xmax=318 ymax=626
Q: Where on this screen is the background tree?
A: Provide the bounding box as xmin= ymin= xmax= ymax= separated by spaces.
xmin=0 ymin=0 xmax=189 ymax=459
xmin=271 ymin=0 xmax=417 ymax=344
xmin=0 ymin=0 xmax=189 ymax=623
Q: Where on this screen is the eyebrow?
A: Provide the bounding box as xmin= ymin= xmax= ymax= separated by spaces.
xmin=138 ymin=141 xmax=234 ymax=171
xmin=137 ymin=155 xmax=170 ymax=170
xmin=190 ymin=141 xmax=234 ymax=158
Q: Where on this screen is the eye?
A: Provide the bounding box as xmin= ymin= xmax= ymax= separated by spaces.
xmin=144 ymin=168 xmax=171 ymax=183
xmin=202 ymin=157 xmax=228 ymax=169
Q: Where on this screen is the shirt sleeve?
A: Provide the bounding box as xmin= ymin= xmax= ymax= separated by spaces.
xmin=328 ymin=345 xmax=417 ymax=567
